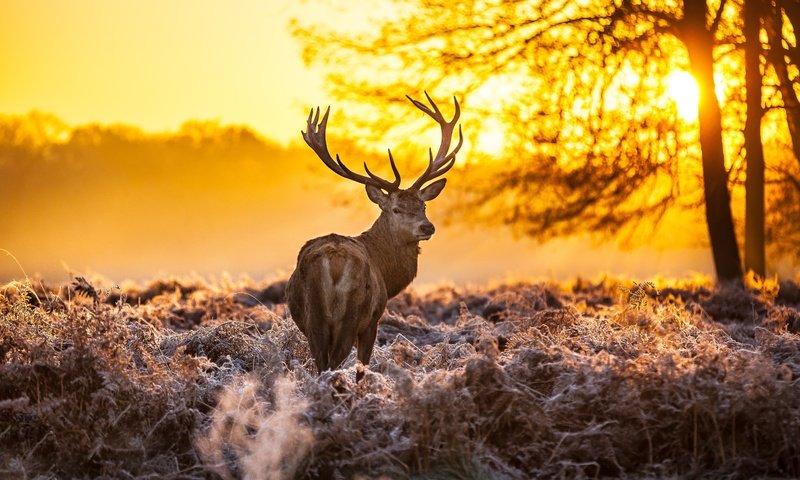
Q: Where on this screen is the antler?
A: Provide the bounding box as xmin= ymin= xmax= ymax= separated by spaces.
xmin=302 ymin=106 xmax=401 ymax=192
xmin=407 ymin=92 xmax=463 ymax=191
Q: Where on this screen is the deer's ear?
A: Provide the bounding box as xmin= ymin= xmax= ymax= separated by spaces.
xmin=419 ymin=178 xmax=447 ymax=201
xmin=366 ymin=184 xmax=389 ymax=208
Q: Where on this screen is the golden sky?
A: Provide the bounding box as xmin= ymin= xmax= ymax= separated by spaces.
xmin=2 ymin=0 xmax=762 ymax=284
xmin=0 ymin=0 xmax=330 ymax=144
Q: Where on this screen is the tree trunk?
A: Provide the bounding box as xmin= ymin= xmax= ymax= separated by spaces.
xmin=767 ymin=1 xmax=800 ymax=168
xmin=744 ymin=0 xmax=766 ymax=277
xmin=681 ymin=0 xmax=744 ymax=283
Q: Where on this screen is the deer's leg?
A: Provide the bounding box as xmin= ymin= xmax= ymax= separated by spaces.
xmin=355 ymin=313 xmax=381 ymax=382
xmin=308 ymin=322 xmax=332 ymax=373
xmin=303 ymin=283 xmax=332 ymax=374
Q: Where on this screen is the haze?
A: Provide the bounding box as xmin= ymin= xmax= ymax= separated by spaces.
xmin=1 ymin=0 xmax=725 ymax=285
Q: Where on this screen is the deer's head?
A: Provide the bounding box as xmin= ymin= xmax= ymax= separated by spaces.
xmin=302 ymin=93 xmax=462 ymax=243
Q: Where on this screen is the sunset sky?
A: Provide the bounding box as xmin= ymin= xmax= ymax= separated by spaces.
xmin=1 ymin=0 xmax=708 ymax=156
xmin=1 ymin=0 xmax=329 ymax=144
xmin=2 ymin=0 xmax=768 ymax=285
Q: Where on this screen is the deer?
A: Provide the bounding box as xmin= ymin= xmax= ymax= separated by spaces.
xmin=286 ymin=92 xmax=463 ymax=380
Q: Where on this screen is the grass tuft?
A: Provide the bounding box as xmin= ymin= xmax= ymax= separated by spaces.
xmin=0 ymin=275 xmax=799 ymax=478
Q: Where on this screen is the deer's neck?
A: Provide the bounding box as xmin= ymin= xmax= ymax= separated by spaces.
xmin=358 ymin=215 xmax=420 ymax=298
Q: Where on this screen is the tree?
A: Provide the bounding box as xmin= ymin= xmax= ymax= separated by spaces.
xmin=763 ymin=0 xmax=800 ymax=263
xmin=680 ymin=0 xmax=743 ymax=282
xmin=294 ymin=0 xmax=799 ymax=282
xmin=766 ymin=0 xmax=800 ymax=164
xmin=744 ymin=0 xmax=766 ymax=277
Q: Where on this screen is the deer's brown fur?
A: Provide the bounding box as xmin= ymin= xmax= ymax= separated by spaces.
xmin=288 ymin=234 xmax=385 ymax=372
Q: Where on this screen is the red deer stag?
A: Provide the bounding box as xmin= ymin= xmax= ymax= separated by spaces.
xmin=287 ymin=93 xmax=462 ymax=379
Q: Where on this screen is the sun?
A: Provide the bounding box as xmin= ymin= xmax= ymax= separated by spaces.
xmin=475 ymin=118 xmax=506 ymax=155
xmin=665 ymin=70 xmax=700 ymax=122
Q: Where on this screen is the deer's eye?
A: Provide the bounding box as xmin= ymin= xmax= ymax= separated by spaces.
xmin=392 ymin=208 xmax=402 ymax=214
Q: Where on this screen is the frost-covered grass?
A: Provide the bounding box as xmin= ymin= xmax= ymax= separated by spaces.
xmin=1 ymin=274 xmax=799 ymax=479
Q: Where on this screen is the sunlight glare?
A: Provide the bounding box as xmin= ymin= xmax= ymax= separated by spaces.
xmin=665 ymin=70 xmax=699 ymax=122
xmin=475 ymin=118 xmax=506 ymax=156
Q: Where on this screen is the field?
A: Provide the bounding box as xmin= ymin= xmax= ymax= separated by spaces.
xmin=1 ymin=274 xmax=799 ymax=479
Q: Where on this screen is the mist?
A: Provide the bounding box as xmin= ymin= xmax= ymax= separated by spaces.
xmin=0 ymin=112 xmax=731 ymax=286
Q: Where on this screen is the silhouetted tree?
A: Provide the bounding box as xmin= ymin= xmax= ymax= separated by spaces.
xmin=762 ymin=0 xmax=800 ymax=263
xmin=766 ymin=0 xmax=800 ymax=164
xmin=744 ymin=0 xmax=766 ymax=276
xmin=295 ymin=0 xmax=799 ymax=281
xmin=680 ymin=0 xmax=743 ymax=282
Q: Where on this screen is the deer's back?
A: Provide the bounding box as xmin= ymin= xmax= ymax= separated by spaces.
xmin=286 ymin=234 xmax=387 ymax=352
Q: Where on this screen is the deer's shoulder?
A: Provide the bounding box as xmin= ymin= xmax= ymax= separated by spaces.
xmin=297 ymin=234 xmax=367 ymax=262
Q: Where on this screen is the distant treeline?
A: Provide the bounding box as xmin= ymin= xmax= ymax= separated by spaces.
xmin=0 ymin=112 xmax=796 ymax=282
xmin=0 ymin=112 xmax=371 ymax=281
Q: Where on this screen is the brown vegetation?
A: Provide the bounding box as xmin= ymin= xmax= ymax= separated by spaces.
xmin=1 ymin=274 xmax=799 ymax=478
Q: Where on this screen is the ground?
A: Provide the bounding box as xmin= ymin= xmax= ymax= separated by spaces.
xmin=1 ymin=274 xmax=799 ymax=479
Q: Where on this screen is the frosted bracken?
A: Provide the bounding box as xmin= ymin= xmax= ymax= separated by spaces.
xmin=1 ymin=275 xmax=799 ymax=478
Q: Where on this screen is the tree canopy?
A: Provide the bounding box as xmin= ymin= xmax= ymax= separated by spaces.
xmin=294 ymin=0 xmax=800 ymax=276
